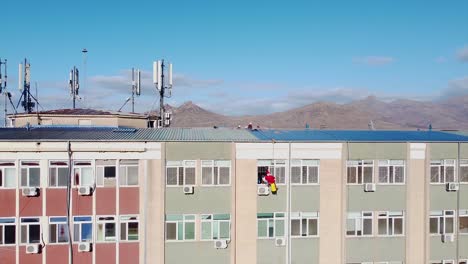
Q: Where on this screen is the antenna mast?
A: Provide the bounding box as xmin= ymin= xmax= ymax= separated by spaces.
xmin=69 ymin=66 xmax=80 ymax=109
xmin=131 ymin=68 xmax=141 ymax=113
xmin=153 ymin=59 xmax=173 ymax=128
xmin=0 ymin=58 xmax=7 ymax=126
xmin=16 ymin=59 xmax=37 ymax=113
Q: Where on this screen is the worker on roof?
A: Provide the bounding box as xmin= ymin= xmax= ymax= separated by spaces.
xmin=263 ymin=170 xmax=277 ymax=194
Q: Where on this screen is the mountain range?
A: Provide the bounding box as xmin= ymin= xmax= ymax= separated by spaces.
xmin=165 ymin=95 xmax=468 ymax=130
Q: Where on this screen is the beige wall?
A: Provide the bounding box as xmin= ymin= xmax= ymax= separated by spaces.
xmin=145 ymin=158 xmax=164 ymax=264
xmin=10 ymin=115 xmax=148 ymax=128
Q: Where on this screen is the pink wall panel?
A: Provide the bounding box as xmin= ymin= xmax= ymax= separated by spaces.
xmin=46 ymin=189 xmax=68 ymax=216
xmin=46 ymin=245 xmax=68 ymax=264
xmin=0 ymin=246 xmax=16 ymax=263
xmin=119 ymin=243 xmax=139 ymax=264
xmin=0 ymin=190 xmax=16 ymax=216
xmin=95 ymin=243 xmax=116 ymax=264
xmin=96 ymin=188 xmax=116 ymax=215
xmin=19 ymin=194 xmax=42 ymax=217
xmin=19 ymin=246 xmax=42 ymax=264
xmin=72 ymin=244 xmax=92 ymax=264
xmin=119 ymin=188 xmax=139 ymax=215
xmin=72 ymin=189 xmax=92 ymax=216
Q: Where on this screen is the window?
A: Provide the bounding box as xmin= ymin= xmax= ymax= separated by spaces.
xmin=461 ymin=160 xmax=468 ymax=183
xmin=49 ymin=217 xmax=69 ymax=243
xmin=120 ymin=216 xmax=138 ymax=241
xmin=347 ymin=160 xmax=374 ymax=184
xmin=257 ymin=160 xmax=286 ymax=184
xmin=49 ymin=161 xmax=69 ymax=187
xmin=290 ymin=212 xmax=319 ymax=237
xmin=0 ymin=218 xmax=15 ymax=245
xmin=0 ymin=161 xmax=16 ymax=188
xmin=73 ymin=216 xmax=92 ymax=242
xmin=347 ymin=212 xmax=373 ymax=236
xmin=96 ymin=160 xmax=117 ymax=187
xmin=20 ymin=161 xmax=40 ymax=187
xmin=429 ymin=261 xmax=455 ymax=264
xmin=459 ymin=210 xmax=468 ymax=234
xmin=201 ymin=160 xmax=231 ymax=186
xmin=378 ymin=160 xmax=405 ymax=184
xmin=96 ymin=216 xmax=116 ymax=242
xmin=119 ymin=160 xmax=139 ymax=186
xmin=201 ymin=214 xmax=231 ymax=240
xmin=257 ymin=213 xmax=285 ymax=238
xmin=165 ymin=214 xmax=195 ymax=241
xmin=430 ymin=210 xmax=455 ymax=234
xmin=74 ymin=161 xmax=93 ymax=187
xmin=20 ymin=217 xmax=41 ymax=244
xmin=166 ymin=161 xmax=196 ymax=186
xmin=431 ymin=160 xmax=456 ymax=184
xmin=377 ymin=211 xmax=404 ymax=236
xmin=291 ymin=160 xmax=319 ymax=185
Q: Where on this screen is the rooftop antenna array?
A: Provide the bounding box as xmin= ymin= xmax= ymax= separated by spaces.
xmin=117 ymin=68 xmax=141 ymax=113
xmin=0 ymin=58 xmax=16 ymax=126
xmin=153 ymin=59 xmax=173 ymax=128
xmin=16 ymin=59 xmax=40 ymax=114
xmin=68 ymin=66 xmax=80 ymax=109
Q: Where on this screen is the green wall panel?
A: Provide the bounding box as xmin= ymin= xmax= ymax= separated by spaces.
xmin=291 ymin=186 xmax=320 ymax=212
xmin=166 ymin=142 xmax=232 ymax=160
xmin=346 ymin=237 xmax=405 ymax=262
xmin=430 ymin=143 xmax=458 ymax=160
xmin=166 ymin=187 xmax=231 ymax=213
xmin=348 ymin=143 xmax=407 ymax=160
xmin=165 ymin=242 xmax=231 ymax=264
xmin=347 ymin=185 xmax=406 ymax=211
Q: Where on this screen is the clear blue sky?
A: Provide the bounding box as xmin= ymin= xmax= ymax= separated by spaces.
xmin=1 ymin=0 xmax=467 ymax=115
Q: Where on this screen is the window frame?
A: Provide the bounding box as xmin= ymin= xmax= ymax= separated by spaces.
xmin=377 ymin=211 xmax=405 ymax=237
xmin=459 ymin=209 xmax=468 ymax=235
xmin=48 ymin=161 xmax=69 ymax=188
xmin=430 ymin=210 xmax=456 ymax=235
xmin=20 ymin=217 xmax=41 ymax=245
xmin=48 ymin=216 xmax=69 ymax=244
xmin=257 ymin=160 xmax=287 ymax=185
xmin=346 ymin=160 xmax=374 ymax=185
xmin=346 ymin=211 xmax=373 ymax=237
xmin=20 ymin=161 xmax=41 ymax=188
xmin=166 ymin=160 xmax=196 ymax=187
xmin=460 ymin=159 xmax=468 ymax=184
xmin=290 ymin=212 xmax=319 ymax=238
xmin=201 ymin=160 xmax=231 ymax=186
xmin=0 ymin=217 xmax=16 ymax=245
xmin=96 ymin=216 xmax=117 ymax=242
xmin=290 ymin=160 xmax=320 ymax=185
xmin=430 ymin=159 xmax=457 ymax=184
xmin=73 ymin=216 xmax=93 ymax=243
xmin=200 ymin=213 xmax=231 ymax=241
xmin=165 ymin=214 xmax=196 ymax=242
xmin=120 ymin=215 xmax=139 ymax=242
xmin=96 ymin=162 xmax=117 ymax=188
xmin=257 ymin=212 xmax=286 ymax=239
xmin=0 ymin=161 xmax=16 ymax=189
xmin=377 ymin=160 xmax=406 ymax=185
xmin=73 ymin=161 xmax=94 ymax=187
xmin=119 ymin=161 xmax=139 ymax=187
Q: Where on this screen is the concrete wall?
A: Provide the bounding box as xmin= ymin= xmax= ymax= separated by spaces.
xmin=346 ymin=237 xmax=405 ymax=263
xmin=165 ymin=242 xmax=231 ymax=264
xmin=166 ymin=142 xmax=232 ymax=160
xmin=347 ymin=185 xmax=406 ymax=211
xmin=10 ymin=115 xmax=148 ymax=128
xmin=348 ymin=143 xmax=407 ymax=159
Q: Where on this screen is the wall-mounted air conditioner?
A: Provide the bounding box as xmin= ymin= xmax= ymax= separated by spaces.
xmin=183 ymin=186 xmax=194 ymax=194
xmin=364 ymin=183 xmax=376 ymax=192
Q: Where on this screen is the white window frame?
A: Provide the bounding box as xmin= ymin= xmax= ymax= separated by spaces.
xmin=290 ymin=160 xmax=320 ymax=185
xmin=346 ymin=160 xmax=374 ymax=185
xmin=119 ymin=161 xmax=139 ymax=187
xmin=96 ymin=216 xmax=116 ymax=242
xmin=166 ymin=160 xmax=196 ymax=186
xmin=377 ymin=160 xmax=406 ymax=185
xmin=96 ymin=161 xmax=117 ymax=188
xmin=201 ymin=160 xmax=231 ymax=186
xmin=73 ymin=161 xmax=94 ymax=187
xmin=48 ymin=216 xmax=69 ymax=244
xmin=257 ymin=160 xmax=287 ymax=185
xmin=0 ymin=161 xmax=16 ymax=189
xmin=460 ymin=160 xmax=468 ymax=184
xmin=346 ymin=211 xmax=373 ymax=237
xmin=120 ymin=215 xmax=139 ymax=242
xmin=20 ymin=217 xmax=41 ymax=245
xmin=429 ymin=261 xmax=455 ymax=264
xmin=20 ymin=161 xmax=41 ymax=187
xmin=73 ymin=216 xmax=93 ymax=243
xmin=165 ymin=214 xmax=196 ymax=241
xmin=430 ymin=160 xmax=457 ymax=184
xmin=290 ymin=212 xmax=319 ymax=238
xmin=377 ymin=211 xmax=405 ymax=237
xmin=257 ymin=212 xmax=286 ymax=239
xmin=0 ymin=217 xmax=16 ymax=245
xmin=430 ymin=210 xmax=456 ymax=235
xmin=459 ymin=209 xmax=468 ymax=235
xmin=48 ymin=161 xmax=69 ymax=188
xmin=200 ymin=214 xmax=231 ymax=240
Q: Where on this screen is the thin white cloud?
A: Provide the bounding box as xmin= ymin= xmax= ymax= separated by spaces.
xmin=353 ymin=56 xmax=395 ymax=66
xmin=456 ymin=46 xmax=468 ymax=62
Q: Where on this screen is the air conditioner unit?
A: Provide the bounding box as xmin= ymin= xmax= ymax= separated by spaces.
xmin=22 ymin=187 xmax=38 ymax=197
xmin=442 ymin=233 xmax=455 ymax=243
xmin=214 ymin=239 xmax=228 ymax=249
xmin=364 ymin=183 xmax=376 ymax=192
xmin=78 ymin=186 xmax=92 ymax=196
xmin=446 ymin=182 xmax=459 ymax=192
xmin=257 ymin=186 xmax=270 ymax=196
xmin=26 ymin=244 xmax=40 ymax=254
xmin=275 ymin=237 xmax=286 ymax=247
xmin=78 ymin=242 xmax=92 ymax=252
xmin=183 ymin=186 xmax=194 ymax=194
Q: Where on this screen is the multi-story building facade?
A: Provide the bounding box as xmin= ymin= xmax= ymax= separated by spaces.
xmin=0 ymin=127 xmax=467 ymax=264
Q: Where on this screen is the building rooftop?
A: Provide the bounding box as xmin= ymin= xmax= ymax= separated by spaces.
xmin=8 ymin=108 xmax=149 ymax=118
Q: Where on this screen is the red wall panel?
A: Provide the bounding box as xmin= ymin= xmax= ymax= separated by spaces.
xmin=119 ymin=243 xmax=139 ymax=264
xmin=19 ymin=194 xmax=42 ymax=217
xmin=46 ymin=245 xmax=68 ymax=264
xmin=96 ymin=188 xmax=116 ymax=215
xmin=0 ymin=190 xmax=16 ymax=217
xmin=72 ymin=189 xmax=92 ymax=216
xmin=95 ymin=243 xmax=116 ymax=264
xmin=0 ymin=246 xmax=16 ymax=264
xmin=46 ymin=189 xmax=68 ymax=216
xmin=119 ymin=188 xmax=139 ymax=215
xmin=19 ymin=246 xmax=42 ymax=264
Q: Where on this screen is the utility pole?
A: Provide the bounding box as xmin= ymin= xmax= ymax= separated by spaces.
xmin=153 ymin=60 xmax=173 ymax=128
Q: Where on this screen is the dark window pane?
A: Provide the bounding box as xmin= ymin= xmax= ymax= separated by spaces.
xmin=29 ymin=225 xmax=40 ymax=243
xmin=50 ymin=224 xmax=57 ymax=243
xmin=104 ymin=167 xmax=116 ymax=178
xmin=5 ymin=225 xmax=15 ymax=244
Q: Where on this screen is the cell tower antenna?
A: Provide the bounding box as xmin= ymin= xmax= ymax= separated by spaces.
xmin=0 ymin=58 xmax=8 ymax=126
xmin=153 ymin=59 xmax=173 ymax=128
xmin=16 ymin=59 xmax=39 ymax=113
xmin=69 ymin=66 xmax=80 ymax=109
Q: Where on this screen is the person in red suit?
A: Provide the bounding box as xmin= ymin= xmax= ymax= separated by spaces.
xmin=263 ymin=170 xmax=277 ymax=194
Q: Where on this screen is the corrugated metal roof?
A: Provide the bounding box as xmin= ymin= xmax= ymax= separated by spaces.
xmin=250 ymin=129 xmax=468 ymax=142
xmin=0 ymin=127 xmax=259 ymax=142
